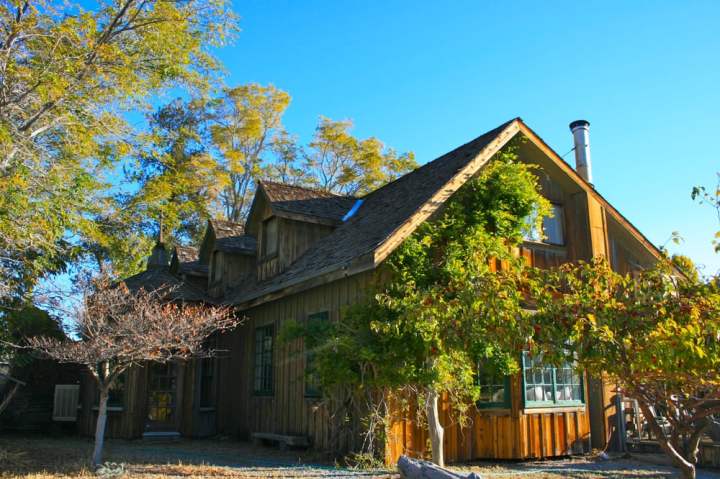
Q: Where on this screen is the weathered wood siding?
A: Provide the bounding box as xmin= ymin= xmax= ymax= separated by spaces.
xmin=215 ymin=270 xmax=375 ymax=451
xmin=385 ymin=377 xmax=591 ymax=464
xmin=257 ymin=218 xmax=334 ymax=281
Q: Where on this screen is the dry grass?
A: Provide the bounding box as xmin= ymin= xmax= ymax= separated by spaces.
xmin=0 ymin=435 xmax=394 ymax=478
xmin=3 ymin=435 xmax=719 ymax=478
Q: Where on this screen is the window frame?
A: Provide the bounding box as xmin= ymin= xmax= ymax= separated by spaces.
xmin=93 ymin=371 xmax=125 ymax=411
xmin=262 ymin=217 xmax=279 ymax=259
xmin=211 ymin=251 xmax=222 ymax=283
xmin=521 ymin=352 xmax=584 ymax=409
xmin=304 ymin=310 xmax=329 ymax=398
xmin=199 ymin=354 xmax=218 ymax=409
xmin=475 ymin=363 xmax=511 ymax=409
xmin=253 ymin=324 xmax=274 ymax=396
xmin=523 ymin=202 xmax=566 ymax=247
xmin=542 ymin=203 xmax=566 ymax=246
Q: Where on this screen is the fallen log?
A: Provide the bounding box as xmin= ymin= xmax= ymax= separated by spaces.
xmin=397 ymin=455 xmax=482 ymax=479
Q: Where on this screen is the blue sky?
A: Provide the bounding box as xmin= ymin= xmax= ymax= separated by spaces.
xmin=209 ymin=0 xmax=720 ymax=274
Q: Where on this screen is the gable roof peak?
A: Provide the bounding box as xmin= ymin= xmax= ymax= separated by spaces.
xmin=209 ymin=219 xmax=245 ymax=239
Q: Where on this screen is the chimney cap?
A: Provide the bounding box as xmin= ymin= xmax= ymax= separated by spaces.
xmin=569 ymin=119 xmax=590 ymax=130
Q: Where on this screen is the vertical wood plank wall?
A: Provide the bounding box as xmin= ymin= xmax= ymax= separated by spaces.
xmin=384 ymin=381 xmax=592 ymax=465
xmin=216 ymin=271 xmax=375 ymax=452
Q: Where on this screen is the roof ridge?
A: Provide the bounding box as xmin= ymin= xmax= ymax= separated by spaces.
xmin=259 ymin=179 xmax=355 ymax=199
xmin=358 ymin=117 xmax=520 ymax=202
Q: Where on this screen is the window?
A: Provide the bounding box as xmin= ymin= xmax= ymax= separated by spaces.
xmin=523 ymin=204 xmax=565 ymax=246
xmin=254 ymin=325 xmax=274 ymax=395
xmin=522 ymin=352 xmax=583 ymax=407
xmin=475 ymin=363 xmax=510 ymax=408
xmin=108 ymin=373 xmax=126 ymax=408
xmin=305 ymin=311 xmax=329 ymax=397
xmin=212 ymin=252 xmax=222 ymax=282
xmin=95 ymin=372 xmax=125 ymax=409
xmin=543 ymin=204 xmax=565 ymax=245
xmin=263 ymin=217 xmax=278 ymax=258
xmin=199 ymin=356 xmax=217 ymax=408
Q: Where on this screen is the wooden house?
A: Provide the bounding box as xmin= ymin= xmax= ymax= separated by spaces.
xmin=77 ymin=118 xmax=662 ymax=463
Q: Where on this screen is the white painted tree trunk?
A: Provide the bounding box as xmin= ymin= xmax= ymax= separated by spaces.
xmin=92 ymin=388 xmax=109 ymax=468
xmin=426 ymin=387 xmax=444 ymax=467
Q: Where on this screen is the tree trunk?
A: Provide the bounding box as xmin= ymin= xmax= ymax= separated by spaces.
xmin=92 ymin=388 xmax=109 ymax=469
xmin=637 ymin=401 xmax=695 ymax=479
xmin=0 ymin=382 xmax=20 ymax=415
xmin=686 ymin=418 xmax=709 ymax=465
xmin=426 ymin=387 xmax=444 ymax=467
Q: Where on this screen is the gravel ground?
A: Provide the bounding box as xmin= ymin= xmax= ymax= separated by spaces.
xmin=2 ymin=435 xmax=720 ymax=478
xmin=451 ymin=455 xmax=720 ymax=478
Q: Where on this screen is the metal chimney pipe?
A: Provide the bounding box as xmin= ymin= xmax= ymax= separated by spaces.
xmin=569 ymin=120 xmax=592 ymax=183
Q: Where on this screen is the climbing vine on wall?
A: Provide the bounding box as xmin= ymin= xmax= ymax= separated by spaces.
xmin=281 ymin=141 xmax=551 ymax=461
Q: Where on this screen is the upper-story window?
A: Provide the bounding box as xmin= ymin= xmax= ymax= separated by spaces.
xmin=544 ymin=204 xmax=565 ymax=245
xmin=211 ymin=252 xmax=221 ymax=282
xmin=263 ymin=217 xmax=278 ymax=258
xmin=524 ymin=204 xmax=565 ymax=246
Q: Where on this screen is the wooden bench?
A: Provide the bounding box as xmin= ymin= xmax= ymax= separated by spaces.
xmin=251 ymin=432 xmax=309 ymax=450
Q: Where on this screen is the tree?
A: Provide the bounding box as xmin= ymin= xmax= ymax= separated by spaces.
xmin=531 ymin=259 xmax=720 ymax=479
xmin=0 ymin=0 xmax=238 ymax=301
xmin=304 ymin=117 xmax=416 ymax=196
xmin=124 ymin=90 xmax=416 ymax=264
xmin=27 ymin=279 xmax=240 ymax=468
xmin=282 ymin=145 xmax=549 ymax=465
xmin=210 ymin=84 xmax=291 ymax=222
xmin=692 ymin=174 xmax=720 ymax=252
xmin=125 ymin=97 xmax=225 ymax=247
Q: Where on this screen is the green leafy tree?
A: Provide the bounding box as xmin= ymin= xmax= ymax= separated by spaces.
xmin=0 ymin=0 xmax=238 ymax=300
xmin=283 ymin=145 xmax=550 ymax=465
xmin=210 ymin=84 xmax=291 ymax=222
xmin=692 ymin=174 xmax=720 ymax=252
xmin=304 ymin=117 xmax=417 ymax=196
xmin=531 ymin=259 xmax=720 ymax=479
xmin=124 ymin=97 xmax=226 ymax=249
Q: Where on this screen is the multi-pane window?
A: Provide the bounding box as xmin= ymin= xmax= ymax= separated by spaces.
xmin=254 ymin=325 xmax=274 ymax=395
xmin=97 ymin=373 xmax=125 ymax=408
xmin=523 ymin=352 xmax=582 ymax=407
xmin=147 ymin=363 xmax=177 ymax=424
xmin=212 ymin=252 xmax=222 ymax=282
xmin=305 ymin=311 xmax=329 ymax=398
xmin=263 ymin=217 xmax=278 ymax=258
xmin=199 ymin=356 xmax=216 ymax=407
xmin=475 ymin=363 xmax=510 ymax=408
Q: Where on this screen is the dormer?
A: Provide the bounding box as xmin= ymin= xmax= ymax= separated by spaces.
xmin=169 ymin=246 xmax=208 ymax=290
xmin=208 ymin=234 xmax=257 ymax=298
xmin=246 ymin=181 xmax=356 ymax=282
xmin=198 ymin=219 xmax=246 ymax=265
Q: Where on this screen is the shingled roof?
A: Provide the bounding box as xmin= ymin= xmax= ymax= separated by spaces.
xmin=210 ymin=219 xmax=245 ymax=239
xmin=259 ymin=181 xmax=357 ymax=224
xmin=122 ymin=267 xmax=208 ymax=302
xmin=216 ymin=235 xmax=257 ymax=254
xmin=175 ymin=246 xmax=199 ymax=264
xmin=226 ymin=119 xmax=519 ymax=306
